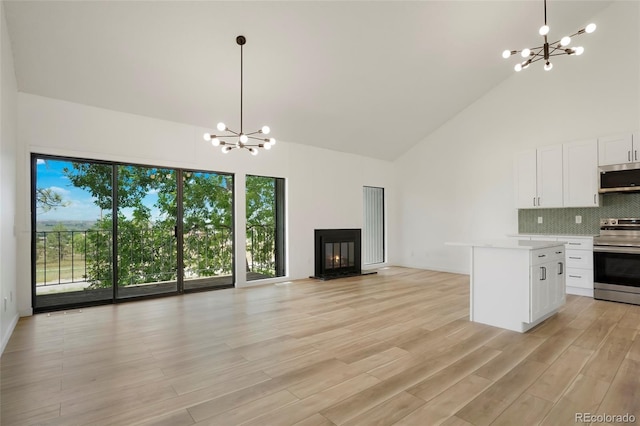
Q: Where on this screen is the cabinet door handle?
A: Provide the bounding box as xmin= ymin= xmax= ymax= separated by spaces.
xmin=555 ymin=251 xmax=563 ymax=254
xmin=558 ymin=262 xmax=563 ymax=275
xmin=629 ymin=151 xmax=632 ymax=162
xmin=569 ymin=275 xmax=582 ymax=278
xmin=533 ymin=197 xmax=536 ymax=206
xmin=636 ymin=150 xmax=638 ymax=161
xmin=569 ymin=256 xmax=582 ymax=260
xmin=538 ymin=254 xmax=546 ymax=258
xmin=541 ymin=266 xmax=547 ymax=280
xmin=537 ymin=197 xmax=541 ymax=206
xmin=594 ymin=194 xmax=597 ymax=205
xmin=568 ymin=242 xmax=580 ymax=246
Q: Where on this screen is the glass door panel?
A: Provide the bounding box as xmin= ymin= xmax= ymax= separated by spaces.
xmin=33 ymin=157 xmax=114 ymax=311
xmin=116 ymin=165 xmax=178 ymax=298
xmin=182 ymin=171 xmax=234 ymax=290
xmin=246 ymin=175 xmax=285 ymax=281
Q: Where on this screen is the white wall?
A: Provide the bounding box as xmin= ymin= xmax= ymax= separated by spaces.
xmin=0 ymin=1 xmax=19 ymax=352
xmin=394 ymin=1 xmax=640 ymax=274
xmin=15 ymin=93 xmax=395 ymax=315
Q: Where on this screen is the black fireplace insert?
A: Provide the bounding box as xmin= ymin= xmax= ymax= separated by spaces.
xmin=312 ymin=229 xmax=375 ymax=280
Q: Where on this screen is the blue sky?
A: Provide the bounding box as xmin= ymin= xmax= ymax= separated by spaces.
xmin=36 ymin=158 xmax=161 ymax=222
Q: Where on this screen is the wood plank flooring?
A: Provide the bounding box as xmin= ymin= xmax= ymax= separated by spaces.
xmin=2 ymin=267 xmax=640 ymax=425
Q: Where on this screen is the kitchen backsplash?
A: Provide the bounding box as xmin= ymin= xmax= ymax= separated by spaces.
xmin=519 ymin=193 xmax=640 ymax=234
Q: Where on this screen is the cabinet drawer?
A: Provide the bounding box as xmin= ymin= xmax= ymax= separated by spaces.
xmin=566 ymin=268 xmax=594 ymax=290
xmin=566 ymin=250 xmax=593 ymax=268
xmin=532 ymin=247 xmax=565 ymax=265
xmin=560 ymin=238 xmax=593 ymax=250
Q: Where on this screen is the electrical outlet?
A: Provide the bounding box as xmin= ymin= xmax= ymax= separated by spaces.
xmin=576 ymin=215 xmax=582 ymax=224
xmin=537 ymin=216 xmax=543 ymax=224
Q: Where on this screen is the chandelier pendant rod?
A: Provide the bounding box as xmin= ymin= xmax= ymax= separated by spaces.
xmin=240 ymin=40 xmax=243 ymax=135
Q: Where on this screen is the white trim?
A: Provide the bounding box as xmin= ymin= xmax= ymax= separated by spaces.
xmin=1 ymin=313 xmax=19 ymax=355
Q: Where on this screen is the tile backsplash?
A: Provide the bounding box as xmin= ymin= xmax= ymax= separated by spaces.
xmin=519 ymin=193 xmax=640 ymax=234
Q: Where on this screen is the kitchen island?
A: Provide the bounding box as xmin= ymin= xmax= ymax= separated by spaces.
xmin=450 ymin=239 xmax=566 ymax=332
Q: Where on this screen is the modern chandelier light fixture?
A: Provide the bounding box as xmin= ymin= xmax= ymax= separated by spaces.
xmin=204 ymin=35 xmax=276 ymax=155
xmin=502 ymin=0 xmax=596 ymax=72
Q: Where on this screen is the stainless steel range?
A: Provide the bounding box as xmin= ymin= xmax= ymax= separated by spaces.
xmin=594 ymin=218 xmax=640 ymax=305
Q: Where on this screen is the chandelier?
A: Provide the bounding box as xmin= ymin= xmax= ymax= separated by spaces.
xmin=502 ymin=0 xmax=596 ymax=72
xmin=204 ymin=35 xmax=276 ymax=155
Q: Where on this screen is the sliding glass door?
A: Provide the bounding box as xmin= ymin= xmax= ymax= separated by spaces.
xmin=116 ymin=165 xmax=178 ymax=298
xmin=33 ymin=157 xmax=114 ymax=310
xmin=182 ymin=170 xmax=234 ymax=290
xmin=32 ymin=156 xmax=236 ymax=312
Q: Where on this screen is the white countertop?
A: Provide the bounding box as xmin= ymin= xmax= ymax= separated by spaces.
xmin=447 ymin=239 xmax=565 ymax=250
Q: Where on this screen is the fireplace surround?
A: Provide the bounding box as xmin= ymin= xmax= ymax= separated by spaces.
xmin=312 ymin=229 xmax=375 ymax=280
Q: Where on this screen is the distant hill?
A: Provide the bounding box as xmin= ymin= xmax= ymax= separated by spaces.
xmin=36 ymin=220 xmax=97 ymax=232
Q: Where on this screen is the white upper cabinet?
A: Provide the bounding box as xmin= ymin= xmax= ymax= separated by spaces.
xmin=515 ymin=146 xmax=563 ymax=208
xmin=515 ymin=149 xmax=538 ymax=208
xmin=598 ymin=133 xmax=635 ymax=166
xmin=536 ymin=145 xmax=563 ymax=208
xmin=563 ymin=139 xmax=599 ymax=207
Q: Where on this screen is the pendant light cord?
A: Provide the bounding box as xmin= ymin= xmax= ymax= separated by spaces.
xmin=240 ymin=42 xmax=243 ymax=134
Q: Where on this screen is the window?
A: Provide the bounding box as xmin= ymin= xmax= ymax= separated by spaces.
xmin=363 ymin=186 xmax=384 ymax=264
xmin=246 ymin=175 xmax=285 ymax=280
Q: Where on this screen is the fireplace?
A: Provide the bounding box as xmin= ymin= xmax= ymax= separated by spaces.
xmin=313 ymin=229 xmax=365 ymax=280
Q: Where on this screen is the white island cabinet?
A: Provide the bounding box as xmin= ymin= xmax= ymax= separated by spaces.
xmin=454 ymin=240 xmax=566 ymax=333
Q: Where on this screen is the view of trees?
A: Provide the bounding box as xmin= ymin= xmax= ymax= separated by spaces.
xmin=35 ymin=159 xmax=280 ymax=291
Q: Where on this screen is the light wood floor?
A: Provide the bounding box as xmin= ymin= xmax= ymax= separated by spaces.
xmin=2 ymin=267 xmax=640 ymax=426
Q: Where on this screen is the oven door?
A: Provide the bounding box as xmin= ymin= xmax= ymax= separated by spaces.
xmin=594 ymin=245 xmax=640 ymax=287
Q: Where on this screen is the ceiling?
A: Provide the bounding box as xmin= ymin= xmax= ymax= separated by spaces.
xmin=3 ymin=1 xmax=611 ymax=160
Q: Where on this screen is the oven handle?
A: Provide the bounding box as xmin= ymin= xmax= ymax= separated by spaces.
xmin=594 ymin=245 xmax=640 ymax=254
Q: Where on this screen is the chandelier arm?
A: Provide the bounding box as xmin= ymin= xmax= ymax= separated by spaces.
xmin=223 ymin=129 xmax=240 ymax=136
xmin=521 ymin=44 xmax=545 ymax=52
xmin=245 ymin=130 xmax=263 ymax=136
xmin=527 ymin=56 xmax=546 ymax=65
xmin=549 ymin=52 xmax=572 ymax=57
xmin=247 ymin=136 xmax=268 ymax=141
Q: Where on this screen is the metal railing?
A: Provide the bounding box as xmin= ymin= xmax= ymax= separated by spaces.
xmin=35 ymin=226 xmax=274 ymax=286
xmin=246 ymin=225 xmax=276 ymax=277
xmin=35 ymin=230 xmax=112 ymax=286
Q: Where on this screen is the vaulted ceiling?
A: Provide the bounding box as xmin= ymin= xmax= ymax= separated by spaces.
xmin=3 ymin=1 xmax=611 ymax=160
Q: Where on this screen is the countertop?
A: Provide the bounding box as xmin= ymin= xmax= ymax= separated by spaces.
xmin=446 ymin=239 xmax=565 ymax=250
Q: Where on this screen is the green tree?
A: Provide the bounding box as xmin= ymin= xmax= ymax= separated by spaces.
xmin=36 ymin=188 xmax=70 ymax=213
xmin=61 ymin=163 xmax=236 ymax=287
xmin=246 ymin=176 xmax=277 ymax=276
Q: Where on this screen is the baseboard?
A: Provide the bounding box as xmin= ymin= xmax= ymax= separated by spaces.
xmin=1 ymin=313 xmax=19 ymax=355
xmin=566 ymin=287 xmax=594 ymax=298
xmin=398 ymin=263 xmax=469 ymax=275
